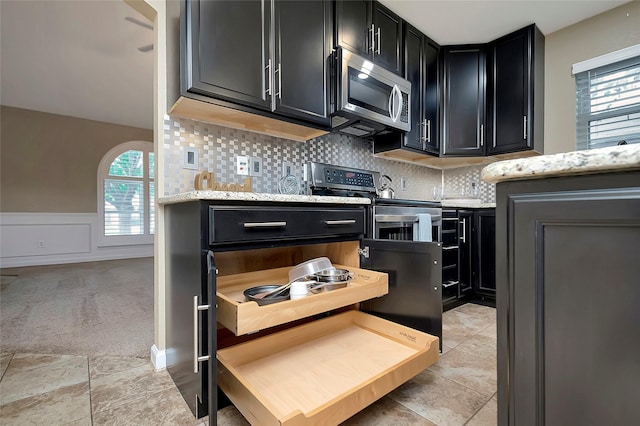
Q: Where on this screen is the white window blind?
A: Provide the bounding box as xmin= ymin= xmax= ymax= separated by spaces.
xmin=98 ymin=142 xmax=154 ymax=247
xmin=576 ymin=56 xmax=640 ymax=150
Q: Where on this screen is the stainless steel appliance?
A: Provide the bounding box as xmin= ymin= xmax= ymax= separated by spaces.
xmin=332 ymin=49 xmax=411 ymax=137
xmin=309 ymin=162 xmax=442 ymax=349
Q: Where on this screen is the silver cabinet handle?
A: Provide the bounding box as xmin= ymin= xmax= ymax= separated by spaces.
xmin=375 ymin=214 xmax=419 ymax=223
xmin=265 ymin=59 xmax=272 ymax=96
xmin=442 ymin=245 xmax=459 ymax=251
xmin=442 ymin=281 xmax=459 ymax=288
xmin=426 ymin=119 xmax=432 ymax=144
xmin=460 ymin=218 xmax=466 ymax=243
xmin=376 ymin=27 xmax=381 ymax=55
xmin=193 ymin=295 xmax=210 ymax=374
xmin=370 ymin=24 xmax=376 ymax=52
xmin=421 ymin=119 xmax=427 ymax=144
xmin=523 ymin=115 xmax=528 ymax=140
xmin=276 ymin=63 xmax=282 ymax=99
xmin=243 ymin=221 xmax=287 ymax=228
xmin=480 ymin=124 xmax=484 ymax=147
xmin=325 ymin=219 xmax=356 ymax=225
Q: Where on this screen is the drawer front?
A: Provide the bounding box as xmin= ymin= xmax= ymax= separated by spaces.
xmin=209 ymin=206 xmax=365 ymax=245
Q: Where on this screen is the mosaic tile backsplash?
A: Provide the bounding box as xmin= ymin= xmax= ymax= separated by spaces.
xmin=163 ymin=115 xmax=495 ymax=202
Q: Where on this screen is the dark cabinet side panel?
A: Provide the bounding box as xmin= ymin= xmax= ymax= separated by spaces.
xmin=187 ymin=0 xmax=270 ymax=110
xmin=475 ymin=210 xmax=496 ymax=294
xmin=457 ymin=210 xmax=474 ymax=296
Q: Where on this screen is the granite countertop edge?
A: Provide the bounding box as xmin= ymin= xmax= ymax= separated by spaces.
xmin=481 ymin=145 xmax=640 ymax=184
xmin=158 ymin=190 xmax=372 ymax=205
xmin=441 ymin=201 xmax=496 ymax=208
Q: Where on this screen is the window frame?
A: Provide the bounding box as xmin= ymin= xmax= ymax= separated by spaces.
xmin=575 ymin=54 xmax=640 ymax=150
xmin=97 ymin=140 xmax=154 ymax=247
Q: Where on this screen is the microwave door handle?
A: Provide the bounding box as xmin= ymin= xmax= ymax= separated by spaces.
xmin=391 ymin=85 xmax=402 ymax=122
xmin=388 ymin=87 xmax=394 ymax=119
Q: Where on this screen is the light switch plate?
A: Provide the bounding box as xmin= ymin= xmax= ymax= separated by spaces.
xmin=236 ymin=155 xmax=249 ymax=175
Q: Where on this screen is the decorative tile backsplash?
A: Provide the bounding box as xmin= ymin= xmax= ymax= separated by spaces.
xmin=163 ymin=115 xmax=495 ymax=202
xmin=443 ymin=165 xmax=496 ymax=203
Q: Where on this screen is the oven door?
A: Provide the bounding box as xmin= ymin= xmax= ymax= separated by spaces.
xmin=373 ymin=208 xmax=442 ymax=242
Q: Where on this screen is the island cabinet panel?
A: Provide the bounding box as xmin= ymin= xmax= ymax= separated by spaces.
xmin=217 ymin=310 xmax=439 ymax=426
xmin=496 ymin=171 xmax=640 ymax=426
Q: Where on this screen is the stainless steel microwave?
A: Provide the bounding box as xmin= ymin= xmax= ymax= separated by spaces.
xmin=332 ymin=49 xmax=411 ymax=137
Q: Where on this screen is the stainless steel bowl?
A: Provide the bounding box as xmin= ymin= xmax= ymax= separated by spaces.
xmin=312 ymin=268 xmax=351 ymax=282
xmin=309 ymin=280 xmax=349 ymax=293
xmin=244 ymin=285 xmax=290 ymax=306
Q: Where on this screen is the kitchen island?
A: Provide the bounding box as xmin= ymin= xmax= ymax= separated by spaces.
xmin=158 ymin=192 xmax=440 ymax=424
xmin=481 ymin=144 xmax=640 ymax=426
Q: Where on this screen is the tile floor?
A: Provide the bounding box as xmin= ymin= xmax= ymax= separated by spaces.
xmin=0 ymin=303 xmax=496 ymax=425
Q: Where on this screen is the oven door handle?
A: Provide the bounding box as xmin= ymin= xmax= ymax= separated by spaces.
xmin=374 ymin=214 xmax=419 ymax=223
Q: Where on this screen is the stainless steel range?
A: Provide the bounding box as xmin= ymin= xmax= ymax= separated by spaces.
xmin=309 ymin=162 xmax=443 ymax=349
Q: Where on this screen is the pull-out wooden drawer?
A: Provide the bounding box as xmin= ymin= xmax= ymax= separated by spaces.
xmin=209 ymin=206 xmax=365 ymax=245
xmin=217 ymin=265 xmax=388 ymax=335
xmin=217 ymin=310 xmax=440 ymax=426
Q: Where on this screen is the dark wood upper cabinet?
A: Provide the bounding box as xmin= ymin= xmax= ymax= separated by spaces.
xmin=387 ymin=22 xmax=439 ymax=153
xmin=273 ymin=0 xmax=332 ymax=124
xmin=182 ymin=0 xmax=331 ymax=127
xmin=185 ymin=0 xmax=271 ymax=110
xmin=335 ymin=0 xmax=403 ymax=75
xmin=442 ymin=46 xmax=486 ymax=156
xmin=487 ymin=24 xmax=544 ymax=155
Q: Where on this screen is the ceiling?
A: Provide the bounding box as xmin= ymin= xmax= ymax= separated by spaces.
xmin=0 ymin=1 xmax=629 ymax=131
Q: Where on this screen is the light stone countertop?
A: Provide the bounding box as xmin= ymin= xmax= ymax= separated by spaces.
xmin=441 ymin=200 xmax=496 ymax=209
xmin=481 ymin=144 xmax=640 ymax=184
xmin=158 ymin=190 xmax=372 ymax=205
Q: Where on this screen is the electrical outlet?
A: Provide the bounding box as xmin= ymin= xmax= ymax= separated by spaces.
xmin=400 ymin=177 xmax=407 ymax=190
xmin=38 ymin=240 xmax=45 ymax=248
xmin=236 ymin=155 xmax=249 ymax=175
xmin=282 ymin=161 xmax=294 ymax=177
xmin=250 ymin=157 xmax=262 ymax=177
xmin=182 ymin=147 xmax=198 ymax=170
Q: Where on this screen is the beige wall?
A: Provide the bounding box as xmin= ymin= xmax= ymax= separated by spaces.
xmin=0 ymin=106 xmax=153 ymax=213
xmin=545 ymin=1 xmax=640 ymax=154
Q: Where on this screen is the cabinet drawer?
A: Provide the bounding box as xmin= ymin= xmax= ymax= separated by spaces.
xmin=209 ymin=206 xmax=365 ymax=245
xmin=216 ymin=264 xmax=388 ymax=336
xmin=217 ymin=310 xmax=439 ymax=426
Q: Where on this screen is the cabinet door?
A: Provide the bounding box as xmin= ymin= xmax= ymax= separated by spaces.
xmin=458 ymin=210 xmax=474 ymax=297
xmin=372 ymin=2 xmax=403 ymax=75
xmin=335 ymin=0 xmax=370 ymax=57
xmin=442 ymin=46 xmax=486 ymax=156
xmin=475 ymin=210 xmax=496 ymax=294
xmin=360 ymin=239 xmax=442 ymax=349
xmin=423 ymin=38 xmax=440 ymax=153
xmin=185 ymin=0 xmax=271 ymax=110
xmin=402 ymin=23 xmax=425 ymax=151
xmin=487 ymin=27 xmax=530 ymax=154
xmin=273 ymin=0 xmax=331 ymax=125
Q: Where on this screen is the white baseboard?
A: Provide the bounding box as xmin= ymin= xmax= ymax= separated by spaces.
xmin=0 ymin=212 xmax=153 ymax=267
xmin=151 ymin=344 xmax=166 ymax=370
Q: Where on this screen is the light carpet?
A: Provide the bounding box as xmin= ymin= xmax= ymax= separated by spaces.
xmin=0 ymin=258 xmax=153 ymax=358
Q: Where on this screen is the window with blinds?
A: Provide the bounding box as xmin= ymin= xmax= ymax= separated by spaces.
xmin=576 ymin=56 xmax=640 ymax=150
xmin=98 ymin=141 xmax=154 ymax=246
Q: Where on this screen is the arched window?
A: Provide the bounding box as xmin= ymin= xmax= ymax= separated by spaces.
xmin=97 ymin=141 xmax=154 ymax=246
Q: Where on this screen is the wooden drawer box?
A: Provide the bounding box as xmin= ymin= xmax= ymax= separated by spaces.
xmin=217 ymin=264 xmax=388 ymax=336
xmin=217 ymin=310 xmax=440 ymax=426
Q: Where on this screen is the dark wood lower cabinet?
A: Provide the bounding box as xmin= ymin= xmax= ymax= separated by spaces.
xmin=496 ymin=171 xmax=640 ymax=426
